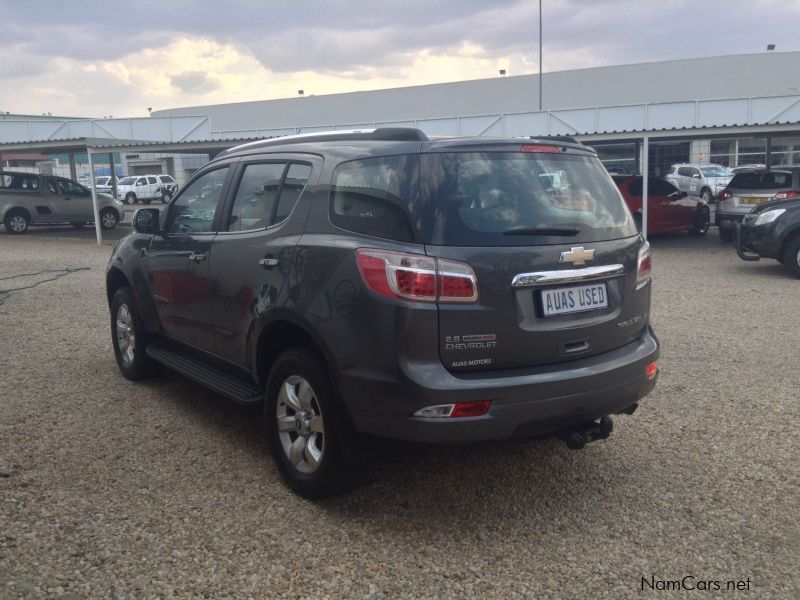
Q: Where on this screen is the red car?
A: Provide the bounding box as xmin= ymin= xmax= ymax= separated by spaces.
xmin=613 ymin=175 xmax=710 ymax=235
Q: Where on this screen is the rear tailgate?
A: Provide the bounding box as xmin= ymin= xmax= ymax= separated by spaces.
xmin=430 ymin=239 xmax=647 ymax=371
xmin=418 ymin=146 xmax=647 ymax=372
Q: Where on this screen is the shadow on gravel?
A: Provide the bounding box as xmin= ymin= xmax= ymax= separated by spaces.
xmin=725 ymin=261 xmax=793 ymax=279
xmin=132 ymin=369 xmax=632 ymax=537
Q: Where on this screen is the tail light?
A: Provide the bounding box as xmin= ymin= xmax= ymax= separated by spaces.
xmin=774 ymin=190 xmax=799 ymax=200
xmin=636 ymin=241 xmax=651 ymax=290
xmin=645 ymin=361 xmax=658 ymax=380
xmin=719 ymin=190 xmax=732 ymax=201
xmin=356 ymin=249 xmax=478 ymax=303
xmin=520 ymin=144 xmax=560 ymax=154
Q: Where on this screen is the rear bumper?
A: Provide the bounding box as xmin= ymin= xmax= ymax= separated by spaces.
xmin=347 ymin=326 xmax=660 ymax=443
xmin=716 ymin=212 xmax=747 ymax=228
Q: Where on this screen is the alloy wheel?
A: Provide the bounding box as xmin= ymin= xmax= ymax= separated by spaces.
xmin=9 ymin=215 xmax=27 ymax=232
xmin=102 ymin=212 xmax=116 ymax=228
xmin=115 ymin=303 xmax=136 ymax=367
xmin=276 ymin=375 xmax=325 ymax=475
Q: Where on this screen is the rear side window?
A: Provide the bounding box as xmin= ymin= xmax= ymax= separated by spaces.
xmin=330 ymin=155 xmax=417 ymax=242
xmin=421 ymin=152 xmax=636 ymax=246
xmin=159 ymin=175 xmax=175 ymax=183
xmin=0 ymin=174 xmax=40 ymax=190
xmin=729 ymin=171 xmax=793 ymax=190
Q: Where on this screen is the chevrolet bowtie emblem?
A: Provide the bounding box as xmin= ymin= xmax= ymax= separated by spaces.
xmin=560 ymin=246 xmax=595 ymax=266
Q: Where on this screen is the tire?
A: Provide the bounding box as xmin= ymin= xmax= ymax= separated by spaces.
xmin=3 ymin=208 xmax=29 ymax=234
xmin=700 ymin=188 xmax=712 ymax=203
xmin=689 ymin=208 xmax=710 ymax=236
xmin=100 ymin=208 xmax=118 ymax=230
xmin=719 ymin=227 xmax=734 ymax=243
xmin=781 ymin=235 xmax=800 ymax=278
xmin=110 ymin=286 xmax=162 ymax=380
xmin=125 ymin=193 xmax=137 ymax=205
xmin=265 ymin=347 xmax=352 ymax=499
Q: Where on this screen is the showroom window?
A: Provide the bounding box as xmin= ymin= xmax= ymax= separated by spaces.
xmin=593 ymin=143 xmax=637 ymax=175
xmin=769 ymin=136 xmax=800 ymax=168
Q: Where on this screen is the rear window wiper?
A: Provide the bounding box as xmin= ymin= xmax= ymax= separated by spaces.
xmin=502 ymin=227 xmax=580 ymax=236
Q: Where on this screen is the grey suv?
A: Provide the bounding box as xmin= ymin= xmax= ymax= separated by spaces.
xmin=106 ymin=129 xmax=660 ymax=498
xmin=717 ymin=168 xmax=800 ymax=241
xmin=1 ymin=171 xmax=122 ymax=233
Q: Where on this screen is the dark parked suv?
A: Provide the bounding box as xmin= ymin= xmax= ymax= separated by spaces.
xmin=106 ymin=129 xmax=659 ymax=497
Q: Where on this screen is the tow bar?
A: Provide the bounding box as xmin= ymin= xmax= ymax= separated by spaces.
xmin=558 ymin=416 xmax=614 ymax=449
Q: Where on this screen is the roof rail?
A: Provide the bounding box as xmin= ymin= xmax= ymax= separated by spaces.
xmin=223 ymin=127 xmax=428 ymax=155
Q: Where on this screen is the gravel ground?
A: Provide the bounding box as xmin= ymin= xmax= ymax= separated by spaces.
xmin=1 ymin=231 xmax=798 ymax=599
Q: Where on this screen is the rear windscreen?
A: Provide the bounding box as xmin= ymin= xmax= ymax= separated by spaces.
xmin=420 ymin=152 xmax=637 ymax=246
xmin=729 ymin=171 xmax=793 ymax=190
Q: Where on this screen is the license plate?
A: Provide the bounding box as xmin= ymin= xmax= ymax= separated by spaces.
xmin=739 ymin=196 xmax=765 ymax=205
xmin=541 ymin=283 xmax=608 ymax=317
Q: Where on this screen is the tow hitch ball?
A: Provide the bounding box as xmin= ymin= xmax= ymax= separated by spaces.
xmin=559 ymin=416 xmax=614 ymax=450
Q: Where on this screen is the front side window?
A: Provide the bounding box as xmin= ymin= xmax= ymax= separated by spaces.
xmin=166 ymin=167 xmax=229 ymax=234
xmin=57 ymin=180 xmax=87 ymax=195
xmin=228 ymin=163 xmax=285 ymax=231
xmin=678 ymin=167 xmax=692 ymax=177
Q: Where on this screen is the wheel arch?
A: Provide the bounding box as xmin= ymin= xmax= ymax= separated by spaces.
xmin=254 ymin=316 xmax=337 ymax=389
xmin=778 ymin=225 xmax=800 ymax=260
xmin=106 ymin=266 xmax=130 ymax=306
xmin=4 ymin=205 xmax=31 ymax=221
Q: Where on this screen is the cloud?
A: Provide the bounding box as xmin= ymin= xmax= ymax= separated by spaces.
xmin=0 ymin=0 xmax=799 ymax=117
xmin=170 ymin=70 xmax=220 ymax=94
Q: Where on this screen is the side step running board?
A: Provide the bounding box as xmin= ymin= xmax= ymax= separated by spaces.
xmin=146 ymin=342 xmax=263 ymax=404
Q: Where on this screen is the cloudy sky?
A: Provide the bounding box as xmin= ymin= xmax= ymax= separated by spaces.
xmin=0 ymin=0 xmax=798 ymax=118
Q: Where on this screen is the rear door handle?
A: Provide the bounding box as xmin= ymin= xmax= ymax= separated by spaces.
xmin=258 ymin=257 xmax=279 ymax=268
xmin=188 ymin=252 xmax=207 ymax=263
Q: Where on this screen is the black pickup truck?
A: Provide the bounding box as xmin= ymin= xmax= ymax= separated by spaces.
xmin=736 ymin=197 xmax=800 ymax=278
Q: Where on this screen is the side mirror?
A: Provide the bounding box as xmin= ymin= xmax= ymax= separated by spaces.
xmin=133 ymin=208 xmax=160 ymax=234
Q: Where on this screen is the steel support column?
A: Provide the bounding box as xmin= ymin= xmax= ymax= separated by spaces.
xmin=88 ymin=148 xmax=102 ymax=245
xmin=642 ymin=136 xmax=649 ymax=240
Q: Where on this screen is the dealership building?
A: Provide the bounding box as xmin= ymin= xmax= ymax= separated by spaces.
xmin=2 ymin=51 xmax=800 ymax=184
xmin=152 ymin=51 xmax=800 ymax=176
